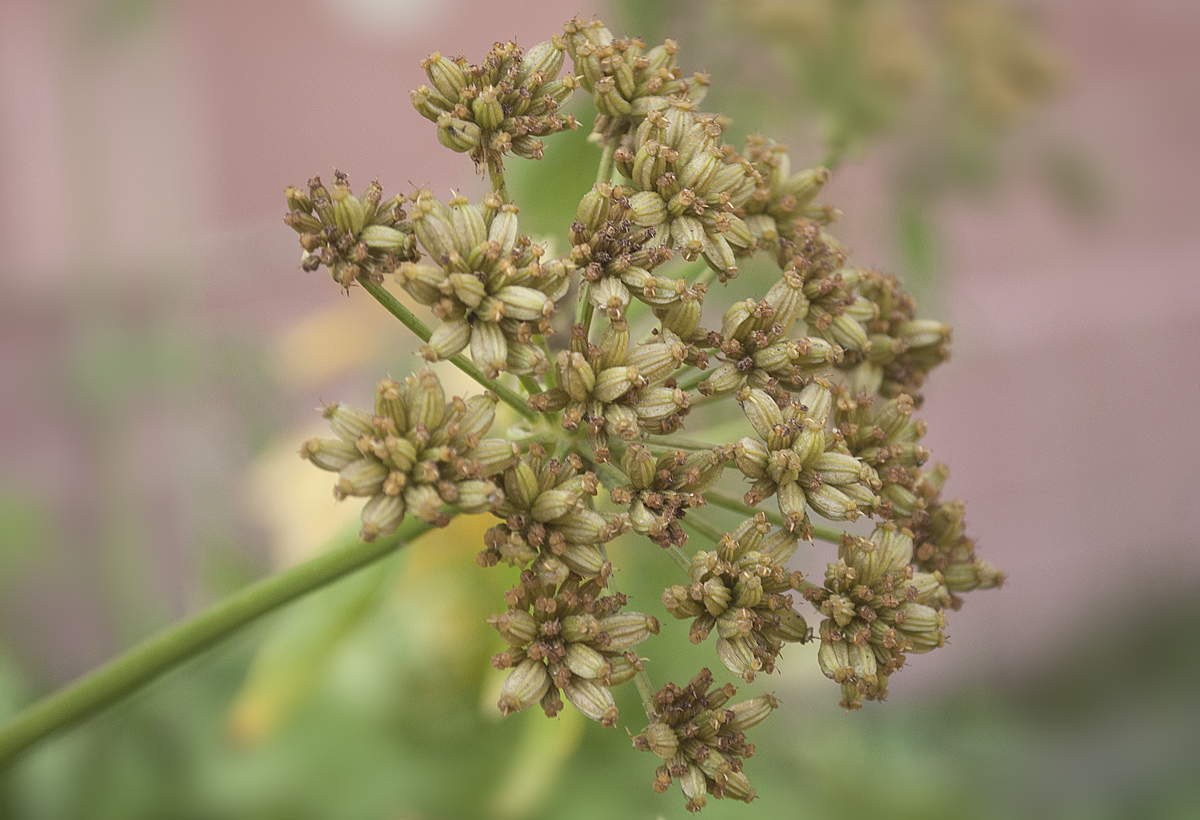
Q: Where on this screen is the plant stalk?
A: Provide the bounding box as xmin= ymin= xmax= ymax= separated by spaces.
xmin=633 ymin=669 xmax=657 ymax=721
xmin=0 ymin=516 xmax=436 ymax=766
xmin=359 ymin=279 xmax=537 ymax=420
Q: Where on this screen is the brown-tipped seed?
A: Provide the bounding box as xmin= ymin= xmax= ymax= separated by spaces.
xmin=597 ymin=612 xmax=661 ymax=650
xmin=498 ymin=657 xmax=551 ymax=715
xmin=563 ymin=677 xmax=620 ymax=727
xmin=634 ymin=722 xmax=680 ymax=759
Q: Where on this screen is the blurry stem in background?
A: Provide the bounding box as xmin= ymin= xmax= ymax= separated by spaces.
xmin=704 ymin=491 xmax=844 ymax=544
xmin=0 ymin=515 xmax=438 ymax=766
xmin=358 ymin=279 xmax=537 ymax=421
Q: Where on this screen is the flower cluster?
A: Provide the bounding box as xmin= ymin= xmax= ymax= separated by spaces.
xmin=477 ymin=443 xmax=627 ymax=584
xmin=284 ymin=172 xmax=417 ymax=290
xmin=400 ymin=189 xmax=571 ymax=378
xmin=529 ymin=322 xmax=690 ymax=461
xmin=812 ymin=524 xmax=946 ymax=708
xmin=490 ymin=573 xmax=658 ymax=725
xmin=563 ymin=17 xmax=710 ymax=140
xmin=412 ymin=39 xmax=580 ymax=173
xmin=662 ymin=514 xmax=809 ymax=682
xmin=300 ymin=371 xmax=515 ymax=540
xmin=732 ymin=380 xmax=881 ymax=533
xmin=569 ymin=183 xmax=698 ymax=318
xmin=632 ymin=668 xmax=776 ymax=812
xmin=610 ymin=442 xmax=725 ymax=549
xmin=285 ymin=14 xmax=1004 ymax=812
xmin=698 ymin=268 xmax=841 ymax=398
xmin=616 ymin=103 xmax=759 ymax=280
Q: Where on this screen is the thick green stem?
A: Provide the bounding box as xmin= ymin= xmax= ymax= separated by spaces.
xmin=596 ymin=139 xmax=616 ymax=186
xmin=489 ymin=160 xmax=510 ymax=202
xmin=704 ymin=491 xmax=845 ymax=544
xmin=0 ymin=515 xmax=437 ymax=766
xmin=359 ymin=279 xmax=537 ymax=421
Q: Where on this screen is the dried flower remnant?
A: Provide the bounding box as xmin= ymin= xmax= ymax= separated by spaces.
xmin=280 ymin=13 xmax=1004 ymax=812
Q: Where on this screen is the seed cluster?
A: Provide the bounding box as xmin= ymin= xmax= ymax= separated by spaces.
xmin=478 ymin=443 xmax=628 ymax=584
xmin=412 ymin=40 xmax=580 ymax=173
xmin=563 ymin=17 xmax=710 ymax=140
xmin=570 ymin=183 xmax=700 ymax=319
xmin=663 ymin=514 xmax=810 ymax=682
xmin=285 ymin=15 xmax=1004 ymax=813
xmin=699 ymin=268 xmax=841 ymax=398
xmin=301 ymin=371 xmax=516 ymax=540
xmin=632 ymin=669 xmax=776 ymax=812
xmin=400 ymin=189 xmax=572 ymax=378
xmin=812 ymin=524 xmax=946 ymax=709
xmin=285 ymin=172 xmax=417 ymax=290
xmin=610 ymin=443 xmax=725 ymax=549
xmin=529 ymin=322 xmax=691 ymax=462
xmin=733 ymin=380 xmax=880 ymax=534
xmin=490 ymin=573 xmax=659 ymax=725
xmin=616 ymin=103 xmax=759 ymax=281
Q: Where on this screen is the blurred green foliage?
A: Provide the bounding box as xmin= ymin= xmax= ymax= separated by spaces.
xmin=4 ymin=518 xmax=1198 ymax=819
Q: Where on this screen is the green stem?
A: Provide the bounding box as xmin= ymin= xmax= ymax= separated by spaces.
xmin=0 ymin=515 xmax=438 ymax=766
xmin=633 ymin=669 xmax=657 ymax=721
xmin=687 ymin=393 xmax=723 ymax=410
xmin=575 ymin=140 xmax=618 ymax=340
xmin=704 ymin=491 xmax=844 ymax=544
xmin=575 ymin=287 xmax=595 ymax=338
xmin=642 ymin=434 xmax=722 ymax=452
xmin=665 ymin=545 xmax=692 ymax=574
xmin=489 ymin=159 xmax=509 ymax=202
xmin=596 ymin=139 xmax=616 ymax=186
xmin=518 ymin=374 xmax=542 ymax=397
xmin=359 ymin=279 xmax=537 ymax=421
xmin=595 ymin=461 xmax=628 ymax=490
xmin=674 ymin=370 xmax=710 ymax=394
xmin=681 ymin=514 xmax=727 ymax=546
xmin=692 ymin=266 xmax=718 ymax=288
xmin=820 ymin=143 xmax=846 ymax=173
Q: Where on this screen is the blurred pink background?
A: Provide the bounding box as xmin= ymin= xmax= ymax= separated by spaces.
xmin=2 ymin=0 xmax=1198 ymax=700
